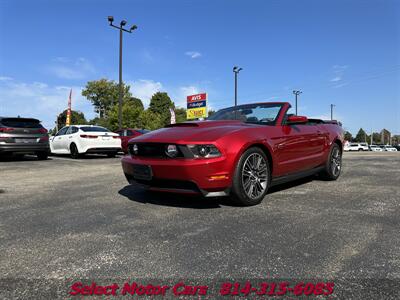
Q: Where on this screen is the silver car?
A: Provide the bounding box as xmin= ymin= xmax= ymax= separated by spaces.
xmin=0 ymin=117 xmax=49 ymax=159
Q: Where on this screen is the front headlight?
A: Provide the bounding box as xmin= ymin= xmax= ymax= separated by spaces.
xmin=187 ymin=144 xmax=221 ymax=158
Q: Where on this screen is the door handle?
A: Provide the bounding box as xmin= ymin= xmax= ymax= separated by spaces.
xmin=69 ymin=136 xmax=72 ymax=139
xmin=277 ymin=144 xmax=285 ymax=149
xmin=317 ymin=130 xmax=323 ymax=135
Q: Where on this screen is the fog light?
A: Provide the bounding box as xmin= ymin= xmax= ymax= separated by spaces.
xmin=165 ymin=144 xmax=178 ymax=158
xmin=132 ymin=144 xmax=138 ymax=155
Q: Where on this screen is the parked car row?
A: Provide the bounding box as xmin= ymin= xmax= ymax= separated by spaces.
xmin=343 ymin=142 xmax=398 ymax=152
xmin=0 ymin=116 xmax=149 ymax=159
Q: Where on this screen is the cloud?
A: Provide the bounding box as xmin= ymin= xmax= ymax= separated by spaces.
xmin=185 ymin=51 xmax=202 ymax=59
xmin=173 ymin=85 xmax=200 ymax=107
xmin=128 ymin=79 xmax=163 ymax=108
xmin=330 ymin=65 xmax=348 ymax=85
xmin=330 ymin=76 xmax=341 ymax=82
xmin=0 ymin=77 xmax=95 ymax=129
xmin=47 ymin=57 xmax=95 ymax=80
xmin=0 ymin=76 xmax=13 ymax=81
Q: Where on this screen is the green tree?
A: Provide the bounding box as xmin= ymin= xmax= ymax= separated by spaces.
xmin=208 ymin=109 xmax=216 ymax=117
xmin=354 ymin=128 xmax=367 ymax=143
xmin=174 ymin=107 xmax=187 ymax=123
xmin=88 ymin=117 xmax=111 ymax=129
xmin=56 ymin=109 xmax=87 ymax=130
xmin=344 ymin=131 xmax=352 ymax=142
xmin=137 ymin=110 xmax=164 ymax=130
xmin=372 ymin=132 xmax=381 ymax=144
xmin=149 ymin=92 xmax=174 ymax=126
xmin=106 ymin=97 xmax=145 ymax=131
xmin=82 ymin=79 xmax=132 ymax=118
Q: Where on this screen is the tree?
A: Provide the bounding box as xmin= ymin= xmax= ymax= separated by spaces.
xmin=380 ymin=129 xmax=391 ymax=145
xmin=208 ymin=109 xmax=216 ymax=117
xmin=82 ymin=79 xmax=132 ymax=118
xmin=344 ymin=131 xmax=352 ymax=142
xmin=354 ymin=128 xmax=367 ymax=143
xmin=174 ymin=107 xmax=187 ymax=123
xmin=137 ymin=110 xmax=164 ymax=130
xmin=149 ymin=92 xmax=174 ymax=126
xmin=56 ymin=109 xmax=87 ymax=131
xmin=372 ymin=132 xmax=381 ymax=144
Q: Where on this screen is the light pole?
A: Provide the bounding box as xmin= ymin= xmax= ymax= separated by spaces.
xmin=330 ymin=104 xmax=336 ymax=120
xmin=233 ymin=66 xmax=242 ymax=107
xmin=108 ymin=16 xmax=137 ymax=130
xmin=293 ymin=90 xmax=302 ymax=115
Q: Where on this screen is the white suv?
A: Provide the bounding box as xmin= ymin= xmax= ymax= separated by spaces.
xmin=344 ymin=143 xmax=369 ymax=151
xmin=381 ymin=145 xmax=398 ymax=152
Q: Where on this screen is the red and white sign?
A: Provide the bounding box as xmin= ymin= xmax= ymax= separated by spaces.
xmin=187 ymin=93 xmax=207 ymax=103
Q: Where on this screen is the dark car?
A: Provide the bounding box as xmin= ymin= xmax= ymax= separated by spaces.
xmin=0 ymin=117 xmax=49 ymax=159
xmin=122 ymin=102 xmax=344 ymax=206
xmin=114 ymin=128 xmax=150 ymax=153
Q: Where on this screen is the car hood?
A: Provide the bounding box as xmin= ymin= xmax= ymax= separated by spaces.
xmin=129 ymin=120 xmax=255 ymax=143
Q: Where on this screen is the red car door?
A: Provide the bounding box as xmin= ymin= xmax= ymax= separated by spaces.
xmin=274 ymin=124 xmax=325 ymax=176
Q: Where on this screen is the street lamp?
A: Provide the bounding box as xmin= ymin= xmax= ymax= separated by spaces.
xmin=330 ymin=104 xmax=336 ymax=120
xmin=233 ymin=66 xmax=242 ymax=108
xmin=292 ymin=90 xmax=302 ymax=115
xmin=108 ymin=16 xmax=138 ymax=130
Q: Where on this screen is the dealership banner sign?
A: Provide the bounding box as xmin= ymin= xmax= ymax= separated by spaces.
xmin=187 ymin=93 xmax=207 ymax=120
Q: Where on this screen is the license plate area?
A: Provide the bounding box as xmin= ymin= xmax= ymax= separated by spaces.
xmin=15 ymin=138 xmax=37 ymax=143
xmin=132 ymin=164 xmax=152 ymax=181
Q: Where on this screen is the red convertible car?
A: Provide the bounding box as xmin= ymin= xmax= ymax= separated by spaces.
xmin=121 ymin=102 xmax=344 ymax=206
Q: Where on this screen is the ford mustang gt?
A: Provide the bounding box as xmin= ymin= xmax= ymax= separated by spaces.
xmin=121 ymin=102 xmax=344 ymax=206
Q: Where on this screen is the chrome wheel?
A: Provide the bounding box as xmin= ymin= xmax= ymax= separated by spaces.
xmin=331 ymin=147 xmax=342 ymax=177
xmin=241 ymin=153 xmax=268 ymax=199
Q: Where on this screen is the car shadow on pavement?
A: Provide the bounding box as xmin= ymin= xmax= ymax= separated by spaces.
xmin=267 ymin=175 xmax=315 ymax=194
xmin=118 ymin=185 xmax=237 ymax=209
xmin=119 ymin=175 xmax=320 ymax=208
xmin=0 ymin=154 xmax=39 ymax=162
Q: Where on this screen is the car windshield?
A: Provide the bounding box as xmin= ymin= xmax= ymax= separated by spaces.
xmin=208 ymin=103 xmax=283 ymax=125
xmin=79 ymin=126 xmax=110 ymax=132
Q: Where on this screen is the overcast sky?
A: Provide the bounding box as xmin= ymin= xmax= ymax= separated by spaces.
xmin=0 ymin=0 xmax=399 ymax=134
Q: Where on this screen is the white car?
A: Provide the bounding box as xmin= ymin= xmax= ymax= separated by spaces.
xmin=380 ymin=145 xmax=398 ymax=152
xmin=344 ymin=143 xmax=369 ymax=151
xmin=369 ymin=145 xmax=383 ymax=152
xmin=50 ymin=125 xmax=121 ymax=158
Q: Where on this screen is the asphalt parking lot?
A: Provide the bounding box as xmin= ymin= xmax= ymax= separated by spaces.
xmin=0 ymin=152 xmax=399 ymax=299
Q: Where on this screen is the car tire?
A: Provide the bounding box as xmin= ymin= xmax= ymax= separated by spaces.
xmin=321 ymin=143 xmax=342 ymax=180
xmin=107 ymin=152 xmax=117 ymax=158
xmin=36 ymin=152 xmax=48 ymax=160
xmin=230 ymin=147 xmax=270 ymax=206
xmin=70 ymin=143 xmax=80 ymax=159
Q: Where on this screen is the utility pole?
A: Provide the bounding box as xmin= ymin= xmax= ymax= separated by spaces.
xmin=370 ymin=130 xmax=373 ymax=145
xmin=233 ymin=66 xmax=243 ymax=107
xmin=293 ymin=90 xmax=302 ymax=115
xmin=108 ymin=16 xmax=137 ymax=130
xmin=330 ymin=104 xmax=335 ymax=120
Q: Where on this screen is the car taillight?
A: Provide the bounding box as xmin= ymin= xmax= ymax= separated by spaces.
xmin=0 ymin=127 xmax=13 ymax=133
xmin=39 ymin=136 xmax=49 ymax=142
xmin=80 ymin=134 xmax=98 ymax=139
xmin=38 ymin=128 xmax=48 ymax=133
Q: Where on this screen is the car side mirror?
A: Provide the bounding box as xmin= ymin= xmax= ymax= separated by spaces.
xmin=286 ymin=115 xmax=308 ymax=124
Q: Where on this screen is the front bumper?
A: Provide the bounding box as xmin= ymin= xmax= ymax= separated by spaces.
xmin=121 ymin=155 xmax=232 ymax=197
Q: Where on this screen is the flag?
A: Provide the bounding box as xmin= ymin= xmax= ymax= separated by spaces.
xmin=169 ymin=108 xmax=176 ymax=124
xmin=66 ymin=89 xmax=72 ymax=126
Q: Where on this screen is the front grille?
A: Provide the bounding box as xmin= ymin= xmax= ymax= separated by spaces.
xmin=129 ymin=143 xmax=185 ymax=158
xmin=133 ymin=177 xmax=201 ymax=193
